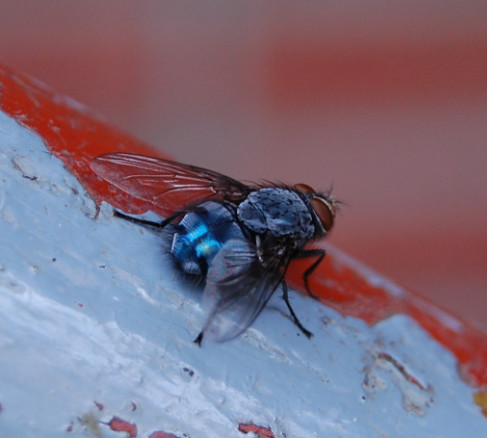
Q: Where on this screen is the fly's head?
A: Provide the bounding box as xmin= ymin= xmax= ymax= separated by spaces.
xmin=293 ymin=183 xmax=339 ymax=240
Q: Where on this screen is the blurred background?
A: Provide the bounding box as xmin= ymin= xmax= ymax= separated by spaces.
xmin=1 ymin=1 xmax=486 ymax=327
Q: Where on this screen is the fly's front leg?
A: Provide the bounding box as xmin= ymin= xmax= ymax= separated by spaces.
xmin=281 ymin=281 xmax=313 ymax=338
xmin=294 ymin=248 xmax=326 ymax=299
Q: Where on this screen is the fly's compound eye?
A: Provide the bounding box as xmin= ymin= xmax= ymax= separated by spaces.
xmin=294 ymin=183 xmax=336 ymax=234
xmin=293 ymin=183 xmax=316 ymax=195
xmin=310 ymin=196 xmax=335 ymax=233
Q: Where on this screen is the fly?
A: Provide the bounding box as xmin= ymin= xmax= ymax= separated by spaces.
xmin=90 ymin=153 xmax=339 ymax=345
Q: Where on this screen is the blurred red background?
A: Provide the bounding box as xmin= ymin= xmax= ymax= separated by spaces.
xmin=1 ymin=1 xmax=486 ymax=327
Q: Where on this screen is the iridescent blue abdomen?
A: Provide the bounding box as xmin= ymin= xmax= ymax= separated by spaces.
xmin=171 ymin=201 xmax=245 ymax=277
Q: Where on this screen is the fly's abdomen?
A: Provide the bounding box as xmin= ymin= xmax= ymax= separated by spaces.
xmin=171 ymin=221 xmax=221 ymax=276
xmin=171 ymin=201 xmax=244 ymax=277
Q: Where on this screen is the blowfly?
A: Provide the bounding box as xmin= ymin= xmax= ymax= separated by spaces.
xmin=91 ymin=153 xmax=338 ymax=345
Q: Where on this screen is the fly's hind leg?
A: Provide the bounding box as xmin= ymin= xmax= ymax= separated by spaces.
xmin=114 ymin=210 xmax=184 ymax=230
xmin=114 ymin=211 xmax=163 ymax=228
xmin=281 ymin=281 xmax=313 ymax=338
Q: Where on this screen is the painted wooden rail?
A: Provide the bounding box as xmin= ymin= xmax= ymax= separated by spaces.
xmin=0 ymin=64 xmax=485 ymax=437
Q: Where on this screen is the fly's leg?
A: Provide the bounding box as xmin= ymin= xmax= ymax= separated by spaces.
xmin=293 ymin=248 xmax=326 ymax=299
xmin=193 ymin=332 xmax=204 ymax=346
xmin=195 ymin=282 xmax=314 ymax=344
xmin=114 ymin=211 xmax=163 ymax=228
xmin=281 ymin=281 xmax=313 ymax=338
xmin=114 ymin=210 xmax=184 ymax=229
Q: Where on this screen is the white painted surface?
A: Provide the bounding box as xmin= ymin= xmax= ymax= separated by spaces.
xmin=0 ymin=110 xmax=484 ymax=437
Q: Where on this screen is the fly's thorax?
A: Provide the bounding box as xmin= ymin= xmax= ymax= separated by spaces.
xmin=171 ymin=201 xmax=244 ymax=277
xmin=236 ymin=188 xmax=315 ymax=240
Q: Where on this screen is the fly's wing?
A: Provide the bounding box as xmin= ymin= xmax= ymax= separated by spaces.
xmin=91 ymin=153 xmax=251 ymax=215
xmin=199 ymin=238 xmax=292 ymax=342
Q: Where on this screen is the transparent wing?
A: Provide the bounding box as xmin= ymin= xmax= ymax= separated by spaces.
xmin=91 ymin=153 xmax=251 ymax=215
xmin=199 ymin=238 xmax=293 ymax=342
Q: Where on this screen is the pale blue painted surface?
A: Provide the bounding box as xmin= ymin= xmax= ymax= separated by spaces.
xmin=0 ymin=110 xmax=484 ymax=437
